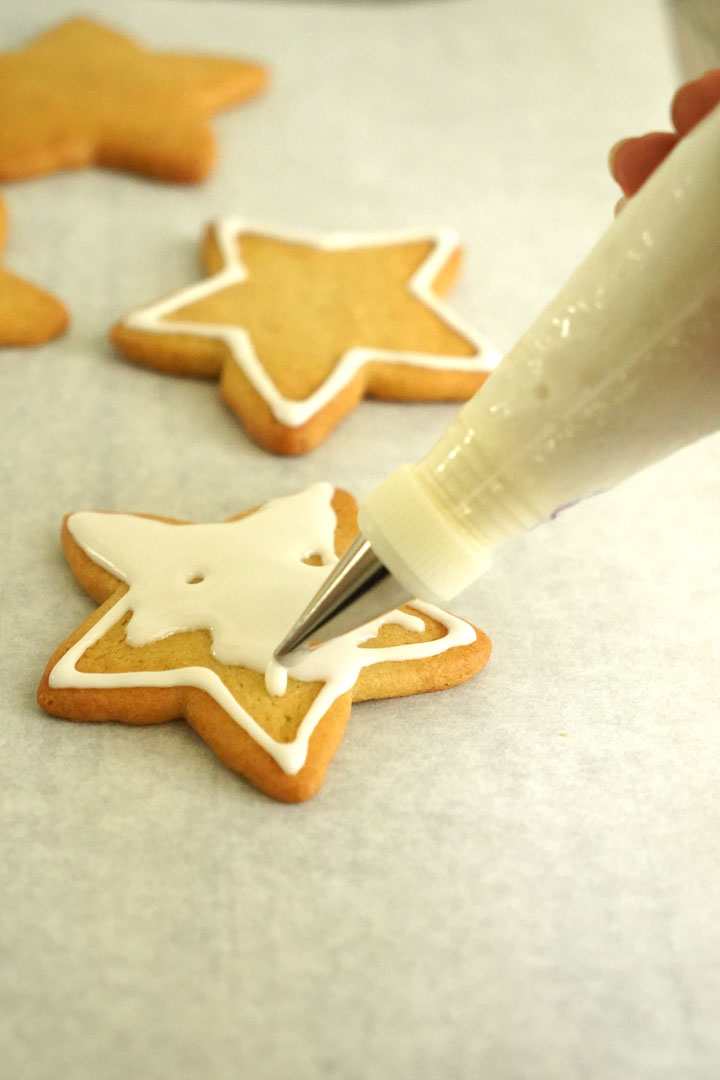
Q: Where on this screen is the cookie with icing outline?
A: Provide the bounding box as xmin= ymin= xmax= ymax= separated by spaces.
xmin=0 ymin=18 xmax=268 ymax=183
xmin=110 ymin=221 xmax=501 ymax=454
xmin=37 ymin=484 xmax=491 ymax=802
xmin=0 ymin=198 xmax=68 ymax=346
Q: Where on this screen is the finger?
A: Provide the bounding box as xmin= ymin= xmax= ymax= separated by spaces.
xmin=671 ymin=68 xmax=720 ymax=134
xmin=609 ymin=131 xmax=679 ymax=196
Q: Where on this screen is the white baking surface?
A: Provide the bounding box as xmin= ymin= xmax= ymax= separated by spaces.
xmin=1 ymin=1 xmax=719 ymax=1078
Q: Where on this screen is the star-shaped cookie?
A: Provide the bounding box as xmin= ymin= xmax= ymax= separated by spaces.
xmin=0 ymin=198 xmax=68 ymax=346
xmin=110 ymin=221 xmax=501 ymax=454
xmin=38 ymin=484 xmax=491 ymax=802
xmin=0 ymin=18 xmax=268 ymax=183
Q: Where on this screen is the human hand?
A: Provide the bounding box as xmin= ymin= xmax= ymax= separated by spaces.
xmin=609 ymin=70 xmax=720 ymax=209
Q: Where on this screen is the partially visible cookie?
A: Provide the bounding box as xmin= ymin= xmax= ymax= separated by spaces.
xmin=0 ymin=18 xmax=268 ymax=183
xmin=38 ymin=484 xmax=491 ymax=802
xmin=110 ymin=221 xmax=501 ymax=454
xmin=0 ymin=198 xmax=68 ymax=346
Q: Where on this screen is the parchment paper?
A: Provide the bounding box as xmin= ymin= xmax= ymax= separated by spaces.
xmin=1 ymin=2 xmax=719 ymax=1078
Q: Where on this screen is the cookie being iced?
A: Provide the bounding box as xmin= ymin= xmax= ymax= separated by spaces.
xmin=110 ymin=222 xmax=500 ymax=454
xmin=38 ymin=485 xmax=491 ymax=802
xmin=0 ymin=199 xmax=68 ymax=346
xmin=0 ymin=18 xmax=268 ymax=183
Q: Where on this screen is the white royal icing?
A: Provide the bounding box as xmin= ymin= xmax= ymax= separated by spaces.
xmin=121 ymin=221 xmax=501 ymax=428
xmin=49 ymin=485 xmax=477 ymax=775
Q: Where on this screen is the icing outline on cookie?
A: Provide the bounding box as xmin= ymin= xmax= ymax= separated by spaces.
xmin=121 ymin=221 xmax=501 ymax=428
xmin=48 ymin=484 xmax=476 ymax=775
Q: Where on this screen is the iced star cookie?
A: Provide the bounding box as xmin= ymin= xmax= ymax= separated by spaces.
xmin=110 ymin=221 xmax=500 ymax=454
xmin=0 ymin=198 xmax=68 ymax=346
xmin=37 ymin=484 xmax=491 ymax=802
xmin=0 ymin=18 xmax=268 ymax=183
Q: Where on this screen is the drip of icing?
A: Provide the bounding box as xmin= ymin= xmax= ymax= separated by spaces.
xmin=122 ymin=221 xmax=501 ymax=428
xmin=264 ymin=657 xmax=288 ymax=698
xmin=49 ymin=485 xmax=476 ymax=775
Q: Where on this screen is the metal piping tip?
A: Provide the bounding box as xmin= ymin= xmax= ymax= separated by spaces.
xmin=273 ymin=533 xmax=412 ymax=668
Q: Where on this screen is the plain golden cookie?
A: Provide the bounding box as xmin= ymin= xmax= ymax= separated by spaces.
xmin=37 ymin=485 xmax=491 ymax=802
xmin=0 ymin=18 xmax=268 ymax=183
xmin=110 ymin=222 xmax=500 ymax=454
xmin=0 ymin=198 xmax=68 ymax=346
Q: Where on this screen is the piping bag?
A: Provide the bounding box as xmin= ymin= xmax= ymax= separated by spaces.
xmin=274 ymin=102 xmax=720 ymax=668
